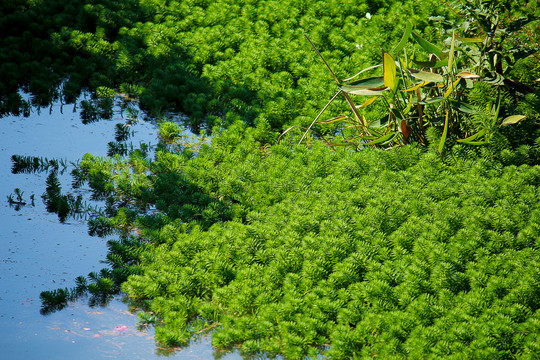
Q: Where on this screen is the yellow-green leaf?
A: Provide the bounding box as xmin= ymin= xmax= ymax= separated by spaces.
xmin=444 ymin=78 xmax=461 ymax=98
xmin=438 ymin=111 xmax=449 ymax=153
xmin=405 ymin=81 xmax=431 ymax=92
xmin=456 ymin=36 xmax=484 ymax=43
xmin=383 ymin=50 xmax=397 ymax=91
xmin=501 ymin=115 xmax=526 ymax=126
xmin=409 ymin=70 xmax=444 ymax=83
xmin=457 ymin=129 xmax=486 ymax=143
xmin=391 ymin=20 xmax=413 ymax=56
xmin=356 ymin=97 xmax=378 ymax=109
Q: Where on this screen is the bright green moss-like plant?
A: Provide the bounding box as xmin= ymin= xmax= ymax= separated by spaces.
xmin=108 ymin=124 xmax=540 ymax=359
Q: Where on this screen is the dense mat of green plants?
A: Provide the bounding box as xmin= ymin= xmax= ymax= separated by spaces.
xmin=0 ymin=0 xmax=451 ymax=130
xmin=8 ymin=0 xmax=538 ymax=358
xmin=60 ymin=122 xmax=540 ymax=358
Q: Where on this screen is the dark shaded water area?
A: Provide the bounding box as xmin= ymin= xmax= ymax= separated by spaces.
xmin=0 ymin=96 xmax=243 ymax=359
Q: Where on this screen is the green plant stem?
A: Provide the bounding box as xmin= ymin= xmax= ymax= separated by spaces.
xmin=299 ymin=90 xmax=341 ymax=145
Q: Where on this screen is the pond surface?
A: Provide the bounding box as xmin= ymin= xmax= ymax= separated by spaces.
xmin=0 ymin=97 xmax=243 ymax=359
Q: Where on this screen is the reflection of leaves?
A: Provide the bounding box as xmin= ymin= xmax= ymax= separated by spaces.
xmin=39 ymin=288 xmax=71 ymax=315
xmin=11 ymin=154 xmax=68 ymax=175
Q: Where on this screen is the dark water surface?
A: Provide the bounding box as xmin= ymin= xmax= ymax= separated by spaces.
xmin=0 ymin=98 xmax=242 ymax=359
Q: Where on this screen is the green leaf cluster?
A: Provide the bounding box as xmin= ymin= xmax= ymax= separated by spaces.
xmin=0 ymin=0 xmax=452 ymax=131
xmin=81 ymin=124 xmax=540 ymax=359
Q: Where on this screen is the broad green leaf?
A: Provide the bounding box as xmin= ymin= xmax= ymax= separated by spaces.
xmin=383 ymin=51 xmax=397 ymax=91
xmin=438 ymin=110 xmax=449 ymax=153
xmin=409 ymin=70 xmax=444 ymax=82
xmin=341 ymin=76 xmax=385 ymax=90
xmin=501 ymin=115 xmax=526 ymax=126
xmin=340 ymin=87 xmax=387 ymax=96
xmin=444 ymin=78 xmax=461 ymax=98
xmin=449 ymin=100 xmax=475 ymax=114
xmin=365 ymin=131 xmax=396 ymax=145
xmin=391 ymin=20 xmax=413 ymax=56
xmin=411 ymin=32 xmax=444 ymax=58
xmin=418 ymin=97 xmax=444 ymax=105
xmin=457 ymin=128 xmax=486 ymax=143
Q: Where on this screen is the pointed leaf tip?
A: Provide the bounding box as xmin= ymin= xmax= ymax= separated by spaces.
xmin=383 ymin=51 xmax=397 ymax=91
xmin=501 ymin=115 xmax=526 ymax=126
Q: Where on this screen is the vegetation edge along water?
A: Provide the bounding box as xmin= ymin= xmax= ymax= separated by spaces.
xmin=3 ymin=0 xmax=540 ymax=358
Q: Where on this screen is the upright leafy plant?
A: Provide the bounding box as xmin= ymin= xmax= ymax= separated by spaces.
xmin=303 ymin=5 xmax=537 ymax=153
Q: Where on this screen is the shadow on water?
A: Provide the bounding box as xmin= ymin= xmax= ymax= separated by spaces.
xmin=0 ymin=94 xmax=247 ymax=359
xmin=0 ymin=0 xmax=263 ymax=132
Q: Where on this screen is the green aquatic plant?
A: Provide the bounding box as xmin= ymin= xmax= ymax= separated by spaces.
xmin=66 ymin=123 xmax=533 ymax=358
xmin=1 ymin=0 xmax=454 ymax=131
xmin=301 ymin=10 xmax=537 ymax=153
xmin=40 ymin=236 xmax=147 ymax=314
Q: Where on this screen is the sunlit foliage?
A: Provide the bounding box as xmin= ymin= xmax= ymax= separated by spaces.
xmin=0 ymin=0 xmax=454 ymax=132
xmin=66 ymin=122 xmax=540 ymax=358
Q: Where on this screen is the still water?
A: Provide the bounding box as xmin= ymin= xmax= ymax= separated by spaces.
xmin=0 ymin=97 xmax=242 ymax=359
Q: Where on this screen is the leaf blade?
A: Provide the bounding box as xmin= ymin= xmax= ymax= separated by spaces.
xmin=365 ymin=132 xmax=396 ymax=145
xmin=391 ymin=20 xmax=413 ymax=56
xmin=411 ymin=32 xmax=444 ymax=58
xmin=383 ymin=50 xmax=397 ymax=91
xmin=501 ymin=115 xmax=526 ymax=126
xmin=438 ymin=110 xmax=449 ymax=153
xmin=409 ymin=70 xmax=444 ymax=82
